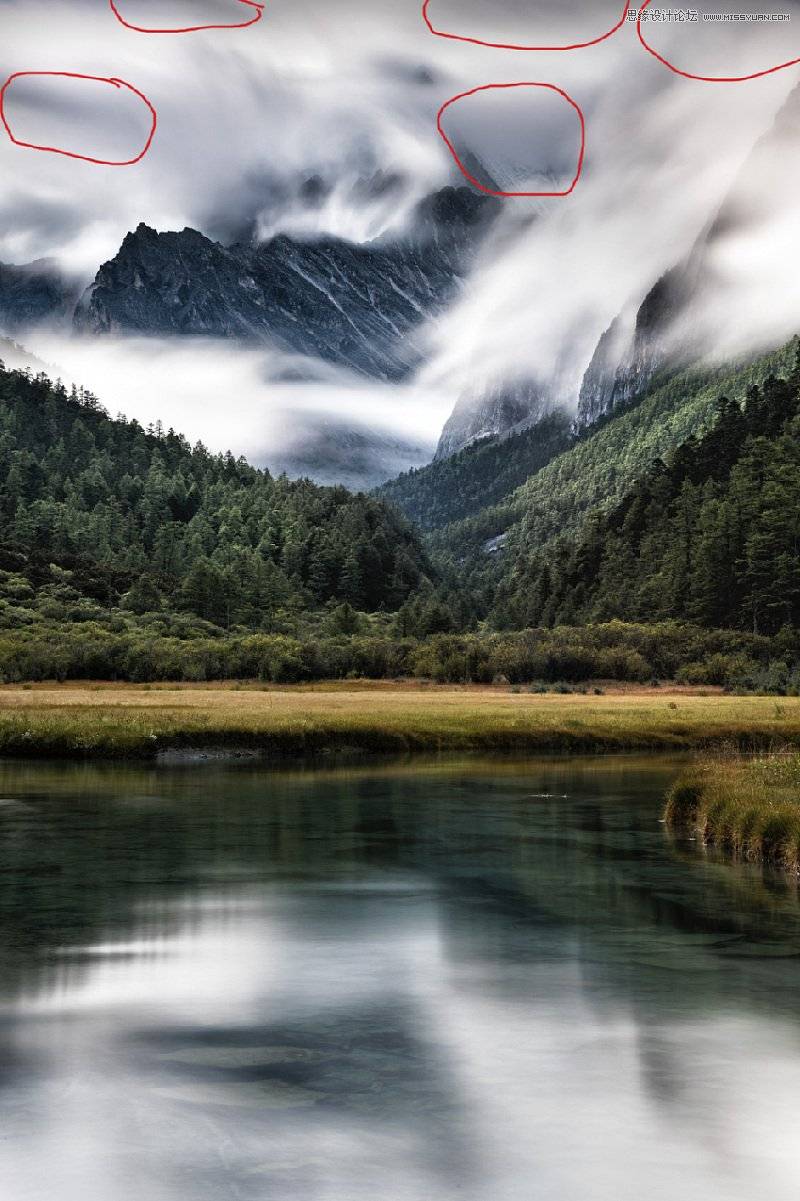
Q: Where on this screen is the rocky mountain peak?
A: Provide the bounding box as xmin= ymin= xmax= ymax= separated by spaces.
xmin=71 ymin=186 xmax=498 ymax=380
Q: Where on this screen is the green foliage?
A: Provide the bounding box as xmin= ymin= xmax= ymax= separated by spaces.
xmin=0 ymin=611 xmax=787 ymax=687
xmin=377 ymin=409 xmax=572 ymax=531
xmin=430 ymin=340 xmax=800 ymax=610
xmin=665 ymin=754 xmax=800 ymax=872
xmin=0 ymin=362 xmax=432 ymax=629
xmin=503 ymin=355 xmax=800 ymax=637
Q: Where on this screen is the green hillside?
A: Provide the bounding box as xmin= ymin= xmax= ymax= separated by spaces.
xmin=376 ymin=409 xmax=572 ymax=531
xmin=0 ymin=361 xmax=431 ymax=626
xmin=497 ymin=354 xmax=800 ymax=637
xmin=428 ymin=339 xmax=799 ymax=592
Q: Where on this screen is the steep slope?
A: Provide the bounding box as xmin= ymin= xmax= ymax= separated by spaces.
xmin=378 ymin=409 xmax=571 ymax=532
xmin=0 ymin=362 xmax=432 ymax=623
xmin=576 ymin=81 xmax=800 ymax=429
xmin=575 ymin=266 xmax=698 ymax=428
xmin=434 ymin=378 xmax=554 ymax=462
xmin=429 ymin=339 xmax=799 ymax=581
xmin=501 ymin=354 xmax=800 ymax=635
xmin=73 ymin=187 xmax=498 ymax=381
xmin=432 ymin=81 xmax=800 ymax=460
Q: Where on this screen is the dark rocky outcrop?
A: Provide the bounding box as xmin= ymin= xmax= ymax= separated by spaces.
xmin=576 ymin=81 xmax=800 ymax=430
xmin=72 ymin=187 xmax=498 ymax=381
xmin=0 ymin=259 xmax=79 ymax=334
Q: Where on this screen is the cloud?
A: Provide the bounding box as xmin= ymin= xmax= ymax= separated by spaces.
xmin=23 ymin=330 xmax=456 ymax=487
xmin=0 ymin=0 xmax=463 ymax=271
xmin=3 ymin=0 xmax=800 ymax=454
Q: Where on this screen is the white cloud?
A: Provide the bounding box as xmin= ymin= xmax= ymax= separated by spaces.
xmin=24 ymin=331 xmax=456 ymax=485
xmin=3 ymin=0 xmax=800 ymax=451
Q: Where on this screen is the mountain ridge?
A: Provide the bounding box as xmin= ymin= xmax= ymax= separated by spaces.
xmin=0 ymin=186 xmax=498 ymax=384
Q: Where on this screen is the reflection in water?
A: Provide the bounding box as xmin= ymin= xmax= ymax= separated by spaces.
xmin=1 ymin=756 xmax=800 ymax=1200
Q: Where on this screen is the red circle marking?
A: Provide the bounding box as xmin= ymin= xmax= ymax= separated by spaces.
xmin=0 ymin=72 xmax=157 ymax=166
xmin=422 ymin=0 xmax=629 ymax=51
xmin=637 ymin=0 xmax=800 ymax=81
xmin=437 ymin=82 xmax=586 ymax=198
xmin=109 ymin=0 xmax=264 ymax=33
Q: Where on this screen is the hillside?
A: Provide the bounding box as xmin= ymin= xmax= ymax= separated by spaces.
xmin=496 ymin=354 xmax=800 ymax=637
xmin=428 ymin=339 xmax=800 ymax=584
xmin=2 ymin=357 xmax=800 ymax=690
xmin=376 ymin=409 xmax=572 ymax=532
xmin=0 ymin=362 xmax=431 ymax=626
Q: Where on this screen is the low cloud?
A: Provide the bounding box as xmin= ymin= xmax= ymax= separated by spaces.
xmin=4 ymin=0 xmax=800 ymax=449
xmin=24 ymin=331 xmax=455 ymax=487
xmin=419 ymin=11 xmax=800 ymax=409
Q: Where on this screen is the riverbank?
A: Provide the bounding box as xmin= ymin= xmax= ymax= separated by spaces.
xmin=665 ymin=754 xmax=800 ymax=874
xmin=1 ymin=683 xmax=800 ymax=760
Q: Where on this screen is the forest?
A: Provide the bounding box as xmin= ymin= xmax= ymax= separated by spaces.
xmin=0 ymin=362 xmax=431 ymax=622
xmin=377 ymin=410 xmax=572 ymax=532
xmin=3 ymin=344 xmax=800 ymax=690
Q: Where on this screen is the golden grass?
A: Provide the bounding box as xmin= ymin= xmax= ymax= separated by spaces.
xmin=0 ymin=684 xmax=799 ymax=759
xmin=665 ymin=752 xmax=800 ymax=873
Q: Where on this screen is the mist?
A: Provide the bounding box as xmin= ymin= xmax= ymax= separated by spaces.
xmin=419 ymin=13 xmax=800 ymax=411
xmin=23 ymin=331 xmax=455 ymax=488
xmin=3 ymin=0 xmax=800 ymax=456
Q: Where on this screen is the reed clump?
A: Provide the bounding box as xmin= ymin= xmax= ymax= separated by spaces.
xmin=665 ymin=751 xmax=800 ymax=873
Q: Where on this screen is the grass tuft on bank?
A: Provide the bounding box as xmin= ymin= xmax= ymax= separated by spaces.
xmin=665 ymin=753 xmax=800 ymax=873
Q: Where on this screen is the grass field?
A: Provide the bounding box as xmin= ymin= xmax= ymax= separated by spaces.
xmin=666 ymin=753 xmax=800 ymax=873
xmin=1 ymin=682 xmax=800 ymax=759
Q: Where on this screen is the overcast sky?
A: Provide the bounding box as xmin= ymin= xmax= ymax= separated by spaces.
xmin=2 ymin=0 xmax=800 ymax=474
xmin=1 ymin=0 xmax=794 ymax=272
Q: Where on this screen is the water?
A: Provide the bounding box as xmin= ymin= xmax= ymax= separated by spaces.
xmin=1 ymin=755 xmax=800 ymax=1201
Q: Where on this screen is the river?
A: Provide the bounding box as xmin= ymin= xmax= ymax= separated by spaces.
xmin=0 ymin=755 xmax=799 ymax=1201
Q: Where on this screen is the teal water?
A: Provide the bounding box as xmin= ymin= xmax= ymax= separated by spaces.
xmin=1 ymin=755 xmax=799 ymax=1201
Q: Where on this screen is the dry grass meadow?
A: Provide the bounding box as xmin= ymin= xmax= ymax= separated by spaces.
xmin=1 ymin=681 xmax=799 ymax=759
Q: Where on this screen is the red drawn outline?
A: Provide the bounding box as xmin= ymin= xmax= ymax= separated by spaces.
xmin=437 ymin=82 xmax=585 ymax=198
xmin=637 ymin=0 xmax=800 ymax=82
xmin=109 ymin=0 xmax=264 ymax=33
xmin=422 ymin=0 xmax=629 ymax=51
xmin=0 ymin=72 xmax=157 ymax=165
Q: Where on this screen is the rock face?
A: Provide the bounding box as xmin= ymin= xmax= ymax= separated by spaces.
xmin=73 ymin=187 xmax=498 ymax=381
xmin=0 ymin=260 xmax=78 ymax=334
xmin=0 ymin=185 xmax=498 ymax=488
xmin=575 ymin=262 xmax=699 ymax=429
xmin=576 ymin=79 xmax=800 ymax=431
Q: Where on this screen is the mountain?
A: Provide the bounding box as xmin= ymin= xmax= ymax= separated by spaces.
xmin=377 ymin=409 xmax=571 ymax=532
xmin=500 ymin=354 xmax=800 ymax=636
xmin=426 ymin=339 xmax=799 ymax=606
xmin=575 ymin=266 xmax=698 ymax=429
xmin=0 ymin=361 xmax=432 ymax=627
xmin=575 ymin=81 xmax=800 ymax=430
xmin=72 ymin=187 xmax=498 ymax=381
xmin=0 ymin=186 xmax=498 ymax=490
xmin=431 ymin=82 xmax=800 ymax=461
xmin=0 ymin=259 xmax=79 ymax=335
xmin=434 ymin=378 xmax=555 ymax=462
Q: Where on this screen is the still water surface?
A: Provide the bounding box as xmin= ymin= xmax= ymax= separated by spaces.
xmin=1 ymin=755 xmax=799 ymax=1201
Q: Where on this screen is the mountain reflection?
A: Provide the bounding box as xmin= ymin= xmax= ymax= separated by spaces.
xmin=1 ymin=756 xmax=800 ymax=1201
